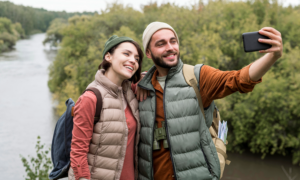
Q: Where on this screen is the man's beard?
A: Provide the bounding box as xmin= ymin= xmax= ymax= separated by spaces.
xmin=150 ymin=51 xmax=180 ymax=69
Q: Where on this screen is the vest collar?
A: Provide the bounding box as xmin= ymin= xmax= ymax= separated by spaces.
xmin=94 ymin=69 xmax=129 ymax=97
xmin=138 ymin=58 xmax=183 ymax=91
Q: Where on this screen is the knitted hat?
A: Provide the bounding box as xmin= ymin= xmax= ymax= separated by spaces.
xmin=102 ymin=35 xmax=134 ymax=59
xmin=142 ymin=22 xmax=179 ymax=52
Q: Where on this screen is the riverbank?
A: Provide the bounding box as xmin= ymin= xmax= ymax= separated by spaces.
xmin=0 ymin=33 xmax=58 ymax=179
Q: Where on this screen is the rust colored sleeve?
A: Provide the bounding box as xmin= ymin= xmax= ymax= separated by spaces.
xmin=199 ymin=64 xmax=262 ymax=108
xmin=70 ymin=91 xmax=97 ymax=180
xmin=131 ymin=82 xmax=137 ymax=94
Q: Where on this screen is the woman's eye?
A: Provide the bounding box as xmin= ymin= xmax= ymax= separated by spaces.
xmin=135 ymin=58 xmax=139 ymax=62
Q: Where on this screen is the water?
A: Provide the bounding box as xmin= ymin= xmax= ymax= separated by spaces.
xmin=0 ymin=33 xmax=299 ymax=180
xmin=0 ymin=33 xmax=58 ymax=179
xmin=224 ymin=151 xmax=300 ymax=180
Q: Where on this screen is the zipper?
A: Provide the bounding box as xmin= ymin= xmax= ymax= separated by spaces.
xmin=119 ymin=89 xmax=128 ymax=173
xmin=138 ymin=84 xmax=156 ymax=180
xmin=200 ymin=145 xmax=213 ymax=175
xmin=162 ymin=78 xmax=178 ymax=180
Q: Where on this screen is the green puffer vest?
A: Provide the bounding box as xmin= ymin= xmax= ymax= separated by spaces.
xmin=137 ymin=59 xmax=220 ymax=180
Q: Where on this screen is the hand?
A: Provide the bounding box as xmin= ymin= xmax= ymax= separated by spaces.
xmin=136 ymin=74 xmax=150 ymax=102
xmin=258 ymin=27 xmax=283 ymax=58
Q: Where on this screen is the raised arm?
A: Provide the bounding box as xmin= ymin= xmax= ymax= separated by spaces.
xmin=249 ymin=27 xmax=283 ymax=81
xmin=199 ymin=64 xmax=261 ymax=108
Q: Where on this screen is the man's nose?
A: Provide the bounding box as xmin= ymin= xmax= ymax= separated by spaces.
xmin=166 ymin=42 xmax=174 ymax=51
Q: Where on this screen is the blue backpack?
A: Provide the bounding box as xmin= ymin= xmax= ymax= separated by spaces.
xmin=49 ymin=88 xmax=102 ymax=180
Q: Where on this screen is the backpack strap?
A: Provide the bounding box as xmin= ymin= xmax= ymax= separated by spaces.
xmin=84 ymin=87 xmax=103 ymax=123
xmin=182 ymin=64 xmax=206 ymax=120
xmin=183 ymin=64 xmax=218 ymax=135
xmin=71 ymin=87 xmax=103 ymax=124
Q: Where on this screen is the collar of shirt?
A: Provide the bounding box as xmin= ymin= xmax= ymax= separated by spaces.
xmin=151 ymin=69 xmax=164 ymax=93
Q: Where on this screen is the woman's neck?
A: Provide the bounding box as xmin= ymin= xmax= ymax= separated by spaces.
xmin=104 ymin=69 xmax=124 ymax=87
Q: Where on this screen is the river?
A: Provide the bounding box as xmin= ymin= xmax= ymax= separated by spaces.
xmin=0 ymin=33 xmax=299 ymax=180
xmin=0 ymin=33 xmax=58 ymax=179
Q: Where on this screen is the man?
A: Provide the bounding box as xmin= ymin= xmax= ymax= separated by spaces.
xmin=136 ymin=22 xmax=282 ymax=180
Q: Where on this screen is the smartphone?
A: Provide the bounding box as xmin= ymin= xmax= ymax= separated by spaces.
xmin=242 ymin=31 xmax=272 ymax=52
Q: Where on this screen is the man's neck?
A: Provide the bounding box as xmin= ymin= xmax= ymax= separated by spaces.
xmin=156 ymin=66 xmax=170 ymax=77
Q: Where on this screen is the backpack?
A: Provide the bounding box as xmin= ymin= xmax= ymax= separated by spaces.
xmin=49 ymin=87 xmax=103 ymax=180
xmin=182 ymin=64 xmax=231 ymax=179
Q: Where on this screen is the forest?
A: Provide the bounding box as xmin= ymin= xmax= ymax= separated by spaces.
xmin=33 ymin=0 xmax=300 ymax=166
xmin=0 ymin=1 xmax=96 ymax=52
xmin=0 ymin=17 xmax=24 ymax=52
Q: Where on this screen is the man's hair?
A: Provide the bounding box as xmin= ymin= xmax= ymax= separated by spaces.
xmin=99 ymin=41 xmax=144 ymax=84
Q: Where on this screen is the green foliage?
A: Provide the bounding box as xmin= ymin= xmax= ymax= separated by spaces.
xmin=43 ymin=18 xmax=68 ymax=47
xmin=47 ymin=1 xmax=300 ymax=164
xmin=0 ymin=1 xmax=96 ymax=35
xmin=20 ymin=136 xmax=52 ymax=180
xmin=0 ymin=17 xmax=24 ymax=52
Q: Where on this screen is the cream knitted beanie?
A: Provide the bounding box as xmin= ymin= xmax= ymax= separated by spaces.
xmin=142 ymin=22 xmax=179 ymax=53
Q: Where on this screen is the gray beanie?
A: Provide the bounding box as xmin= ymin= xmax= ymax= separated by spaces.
xmin=142 ymin=22 xmax=179 ymax=53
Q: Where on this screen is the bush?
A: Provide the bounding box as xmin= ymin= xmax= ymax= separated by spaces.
xmin=20 ymin=136 xmax=52 ymax=180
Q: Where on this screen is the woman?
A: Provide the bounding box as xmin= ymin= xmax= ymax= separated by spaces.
xmin=68 ymin=35 xmax=143 ymax=180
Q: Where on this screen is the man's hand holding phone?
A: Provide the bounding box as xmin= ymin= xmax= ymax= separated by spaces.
xmin=257 ymin=27 xmax=283 ymax=58
xmin=243 ymin=27 xmax=283 ymax=59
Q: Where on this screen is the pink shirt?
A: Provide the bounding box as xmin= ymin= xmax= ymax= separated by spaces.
xmin=70 ymin=91 xmax=136 ymax=180
xmin=120 ymin=105 xmax=137 ymax=180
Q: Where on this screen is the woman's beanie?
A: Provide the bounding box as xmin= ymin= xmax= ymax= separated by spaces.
xmin=102 ymin=35 xmax=134 ymax=59
xmin=142 ymin=22 xmax=179 ymax=53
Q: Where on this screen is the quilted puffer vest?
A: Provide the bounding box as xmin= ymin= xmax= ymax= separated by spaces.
xmin=137 ymin=59 xmax=220 ymax=180
xmin=85 ymin=70 xmax=140 ymax=180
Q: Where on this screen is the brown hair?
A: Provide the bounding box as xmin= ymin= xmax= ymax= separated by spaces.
xmin=99 ymin=41 xmax=143 ymax=84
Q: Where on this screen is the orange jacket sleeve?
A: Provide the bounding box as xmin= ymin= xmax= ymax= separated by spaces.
xmin=70 ymin=91 xmax=96 ymax=180
xmin=200 ymin=64 xmax=262 ymax=108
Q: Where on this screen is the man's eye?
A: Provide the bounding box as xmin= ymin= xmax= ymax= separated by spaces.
xmin=124 ymin=53 xmax=129 ymax=56
xmin=171 ymin=40 xmax=177 ymax=44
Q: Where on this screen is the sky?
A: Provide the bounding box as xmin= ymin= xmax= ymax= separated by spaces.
xmin=1 ymin=0 xmax=300 ymax=13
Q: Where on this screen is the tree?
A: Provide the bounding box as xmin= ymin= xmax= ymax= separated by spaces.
xmin=47 ymin=1 xmax=300 ymax=165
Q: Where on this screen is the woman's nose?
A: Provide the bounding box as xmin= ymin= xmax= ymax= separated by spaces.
xmin=128 ymin=56 xmax=136 ymax=64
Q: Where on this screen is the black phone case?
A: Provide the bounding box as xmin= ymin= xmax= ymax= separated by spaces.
xmin=242 ymin=31 xmax=272 ymax=52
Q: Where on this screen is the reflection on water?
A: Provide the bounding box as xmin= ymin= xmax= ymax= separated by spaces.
xmin=0 ymin=33 xmax=299 ymax=180
xmin=0 ymin=33 xmax=58 ymax=179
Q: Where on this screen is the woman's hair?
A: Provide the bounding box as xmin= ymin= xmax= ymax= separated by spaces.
xmin=99 ymin=41 xmax=144 ymax=84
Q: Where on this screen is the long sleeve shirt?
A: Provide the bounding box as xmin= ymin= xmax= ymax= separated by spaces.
xmin=70 ymin=91 xmax=137 ymax=180
xmin=133 ymin=64 xmax=262 ymax=180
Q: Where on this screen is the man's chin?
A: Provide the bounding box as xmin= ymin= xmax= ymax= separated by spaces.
xmin=163 ymin=57 xmax=178 ymax=66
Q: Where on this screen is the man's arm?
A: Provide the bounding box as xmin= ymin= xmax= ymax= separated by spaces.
xmin=131 ymin=72 xmax=149 ymax=102
xmin=249 ymin=27 xmax=283 ymax=81
xmin=199 ymin=64 xmax=261 ymax=108
xmin=199 ymin=27 xmax=282 ymax=107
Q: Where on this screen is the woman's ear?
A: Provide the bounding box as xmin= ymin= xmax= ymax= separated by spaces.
xmin=104 ymin=52 xmax=112 ymax=63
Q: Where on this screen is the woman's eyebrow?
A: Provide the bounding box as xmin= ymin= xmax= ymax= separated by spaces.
xmin=124 ymin=49 xmax=132 ymax=54
xmin=124 ymin=49 xmax=139 ymax=58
